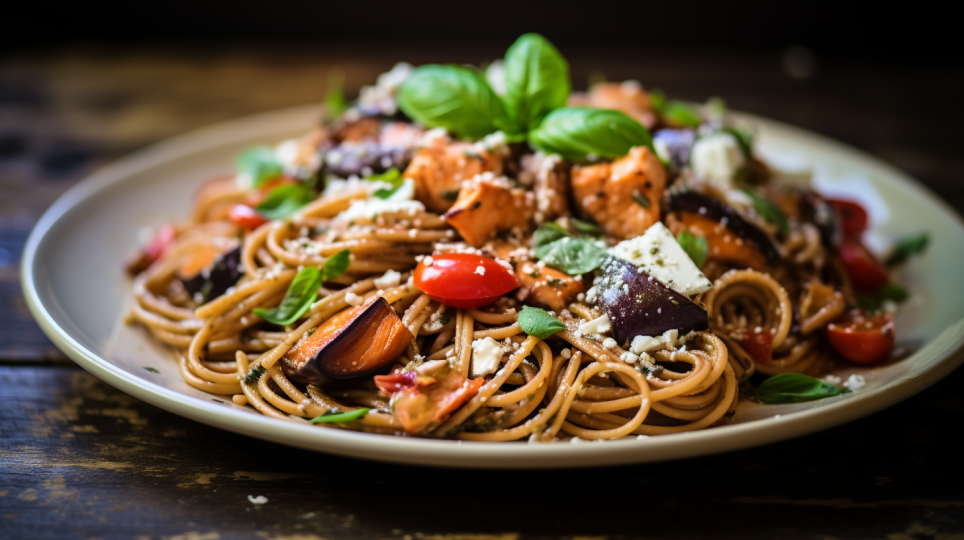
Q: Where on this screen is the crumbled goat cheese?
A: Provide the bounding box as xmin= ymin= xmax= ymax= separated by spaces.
xmin=578 ymin=314 xmax=612 ymax=336
xmin=690 ymin=131 xmax=746 ymax=190
xmin=630 ymin=329 xmax=680 ymax=355
xmin=471 ymin=337 xmax=504 ymax=377
xmin=610 ymin=222 xmax=713 ymax=296
xmin=824 ymin=374 xmax=843 ymax=385
xmin=337 ymin=199 xmax=425 ymax=222
xmin=475 ymin=265 xmax=486 ymax=276
xmin=845 ymin=374 xmax=866 ymax=390
xmin=344 ymin=292 xmax=364 ymax=306
xmin=248 ymin=495 xmax=269 ymax=505
xmin=373 ymin=269 xmax=402 ymax=290
xmin=357 ymin=62 xmax=412 ymax=115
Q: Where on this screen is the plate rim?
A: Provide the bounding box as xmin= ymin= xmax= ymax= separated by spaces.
xmin=20 ymin=103 xmax=964 ymax=468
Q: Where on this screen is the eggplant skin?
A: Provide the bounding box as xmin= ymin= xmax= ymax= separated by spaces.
xmin=800 ymin=191 xmax=841 ymax=247
xmin=596 ymin=257 xmax=709 ymax=345
xmin=180 ymin=247 xmax=243 ymax=302
xmin=280 ymin=297 xmax=413 ymax=384
xmin=666 ymin=190 xmax=782 ymax=265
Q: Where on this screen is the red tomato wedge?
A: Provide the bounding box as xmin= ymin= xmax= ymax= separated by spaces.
xmin=827 ymin=309 xmax=895 ymax=364
xmin=827 ymin=198 xmax=868 ymax=239
xmin=837 ymin=240 xmax=889 ymax=294
xmin=229 ymin=204 xmax=268 ymax=230
xmin=413 ymin=253 xmax=519 ymax=309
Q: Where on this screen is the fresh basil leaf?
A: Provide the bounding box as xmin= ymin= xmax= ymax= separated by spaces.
xmin=325 ymin=68 xmax=348 ymax=119
xmin=885 ymin=232 xmax=929 ymax=267
xmin=321 ymin=249 xmax=351 ymax=281
xmin=237 ymin=146 xmax=283 ymax=188
xmin=755 ymin=373 xmax=851 ymax=404
xmin=253 ymin=266 xmax=323 ymax=326
xmin=661 ymin=101 xmax=702 ymax=127
xmin=368 ymin=168 xmax=404 ymax=199
xmin=518 ymin=306 xmax=566 ymax=339
xmin=856 ymin=283 xmax=909 ymax=311
xmin=676 ymin=231 xmax=709 ymax=268
xmin=529 ymin=107 xmax=653 ymax=161
xmin=532 ymin=222 xmax=571 ymax=250
xmin=310 ymin=408 xmax=370 ymax=424
xmin=534 ymin=237 xmax=608 ymax=275
xmin=255 ymin=184 xmax=316 ymax=220
xmin=397 ymin=64 xmax=509 ymax=139
xmin=502 ymin=33 xmax=570 ymax=131
xmin=742 ymin=189 xmax=789 ymax=236
xmin=571 ymin=218 xmax=603 ymax=237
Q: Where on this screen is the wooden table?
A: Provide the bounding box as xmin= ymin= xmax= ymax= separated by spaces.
xmin=3 ymin=43 xmax=963 ymax=540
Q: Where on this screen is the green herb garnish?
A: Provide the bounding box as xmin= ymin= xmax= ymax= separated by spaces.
xmin=518 ymin=306 xmax=566 ymax=339
xmin=368 ymin=168 xmax=405 ymax=199
xmin=397 ymin=64 xmax=511 ymax=139
xmin=546 ymin=277 xmax=567 ymax=288
xmin=528 ymin=107 xmax=653 ymax=161
xmin=502 ymin=33 xmax=570 ymax=132
xmin=310 ymin=408 xmax=370 ymax=424
xmin=570 ymin=218 xmax=603 ymax=237
xmin=255 ymin=184 xmax=316 ymax=220
xmin=252 ymin=266 xmax=324 ymax=326
xmin=856 ymin=283 xmax=909 ymax=311
xmin=142 ymin=367 xmax=160 ymax=374
xmin=632 ymin=190 xmax=651 ymax=209
xmin=440 ymin=188 xmax=461 ymax=201
xmin=676 ymin=231 xmax=709 ymax=268
xmin=237 ymin=146 xmax=283 ymax=188
xmin=243 ymin=366 xmax=266 ymax=385
xmin=755 ymin=373 xmax=851 ymax=404
xmin=742 ymin=189 xmax=790 ymax=236
xmin=532 ymin=224 xmax=608 ymax=275
xmin=438 ymin=312 xmax=451 ymax=326
xmin=661 ymin=101 xmax=702 ymax=128
xmin=885 ymin=232 xmax=929 ymax=267
xmin=325 ymin=68 xmax=348 ymax=119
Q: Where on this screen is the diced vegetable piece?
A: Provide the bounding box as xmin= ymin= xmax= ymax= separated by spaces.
xmin=413 ymin=253 xmax=519 ymax=310
xmin=827 ymin=198 xmax=868 ymax=239
xmin=827 ymin=309 xmax=895 ymax=364
xmin=594 ymin=257 xmax=709 ymax=344
xmin=443 ymin=176 xmax=534 ymax=247
xmin=280 ymin=297 xmax=413 ymax=383
xmin=487 ymin=240 xmax=585 ymax=312
xmin=179 ymin=246 xmax=243 ymax=302
xmin=666 ymin=190 xmax=781 ymax=265
xmin=609 ymin=222 xmax=713 ymax=296
xmin=387 ymin=360 xmax=485 ymax=434
xmin=730 ymin=326 xmax=773 ymax=365
xmin=837 ymin=240 xmax=889 ymax=294
xmin=652 ymin=128 xmax=696 ymax=171
xmin=571 ymin=146 xmax=666 ymax=240
xmin=228 ymin=204 xmax=268 ymax=230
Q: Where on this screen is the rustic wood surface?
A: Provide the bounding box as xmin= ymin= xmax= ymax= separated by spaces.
xmin=2 ymin=43 xmax=963 ymax=540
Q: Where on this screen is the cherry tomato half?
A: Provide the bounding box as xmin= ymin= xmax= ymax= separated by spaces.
xmin=827 ymin=309 xmax=895 ymax=364
xmin=229 ymin=204 xmax=268 ymax=230
xmin=413 ymin=253 xmax=519 ymax=309
xmin=731 ymin=327 xmax=773 ymax=364
xmin=827 ymin=198 xmax=868 ymax=239
xmin=837 ymin=240 xmax=889 ymax=294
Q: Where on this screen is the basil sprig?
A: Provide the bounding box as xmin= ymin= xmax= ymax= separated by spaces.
xmin=503 ymin=33 xmax=570 ymax=132
xmin=367 ymin=168 xmax=405 ymax=199
xmin=755 ymin=373 xmax=851 ymax=404
xmin=253 ymin=266 xmax=323 ymax=326
xmin=885 ymin=232 xmax=929 ymax=267
xmin=252 ymin=250 xmax=351 ymax=326
xmin=256 ymin=184 xmax=316 ymax=220
xmin=742 ymin=189 xmax=790 ymax=236
xmin=532 ymin=223 xmax=608 ymax=275
xmin=518 ymin=306 xmax=566 ymax=339
xmin=237 ymin=147 xmax=283 ymax=188
xmin=311 ymin=408 xmax=370 ymax=424
xmin=529 ymin=107 xmax=653 ymax=161
xmin=397 ymin=64 xmax=511 ymax=139
xmin=676 ymin=231 xmax=709 ymax=268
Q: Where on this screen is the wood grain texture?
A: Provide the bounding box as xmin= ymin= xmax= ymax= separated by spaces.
xmin=2 ymin=43 xmax=963 ymax=539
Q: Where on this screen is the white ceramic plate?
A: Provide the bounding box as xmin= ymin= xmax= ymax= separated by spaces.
xmin=21 ymin=104 xmax=964 ymax=468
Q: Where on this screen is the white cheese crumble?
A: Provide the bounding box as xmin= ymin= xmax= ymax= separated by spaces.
xmin=630 ymin=329 xmax=680 ymax=355
xmin=248 ymin=495 xmax=269 ymax=505
xmin=357 ymin=62 xmax=412 ymax=115
xmin=373 ymin=269 xmax=402 ymax=290
xmin=578 ymin=313 xmax=611 ymax=336
xmin=336 ymin=199 xmax=425 ymax=222
xmin=344 ymin=292 xmax=364 ymax=306
xmin=475 ymin=265 xmax=486 ymax=276
xmin=471 ymin=337 xmax=504 ymax=377
xmin=844 ymin=374 xmax=866 ymax=390
xmin=609 ymin=222 xmax=713 ymax=296
xmin=690 ymin=131 xmax=746 ymax=190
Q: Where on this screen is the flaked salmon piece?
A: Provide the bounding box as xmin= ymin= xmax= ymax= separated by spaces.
xmin=520 ymin=153 xmax=571 ymax=223
xmin=571 ymin=146 xmax=666 ymax=241
xmin=666 ymin=211 xmax=769 ymax=271
xmin=444 ymin=175 xmax=533 ymax=247
xmin=404 ymin=141 xmax=504 ymax=213
xmin=486 ymin=240 xmax=585 ymax=312
xmin=567 ymin=81 xmax=657 ymax=129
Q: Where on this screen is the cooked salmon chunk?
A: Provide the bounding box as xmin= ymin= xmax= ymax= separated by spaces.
xmin=571 ymin=146 xmax=666 ymax=241
xmin=404 ymin=141 xmax=504 ymax=213
xmin=486 ymin=240 xmax=585 ymax=312
xmin=444 ymin=175 xmax=533 ymax=247
xmin=520 ymin=153 xmax=571 ymax=223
